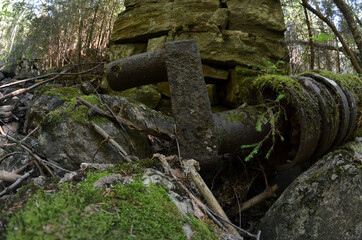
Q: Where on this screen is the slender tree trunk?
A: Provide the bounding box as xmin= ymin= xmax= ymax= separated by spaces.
xmin=303 ymin=5 xmax=314 ymax=70
xmin=333 ymin=0 xmax=362 ymax=57
xmin=85 ymin=0 xmax=99 ymax=51
xmin=77 ymin=0 xmax=85 ymax=82
xmin=302 ymin=0 xmax=362 ymax=74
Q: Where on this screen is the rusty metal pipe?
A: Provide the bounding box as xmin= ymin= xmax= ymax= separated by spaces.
xmin=106 ymin=49 xmax=167 ymax=91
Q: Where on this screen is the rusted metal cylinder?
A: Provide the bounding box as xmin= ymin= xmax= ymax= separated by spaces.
xmin=106 ymin=49 xmax=167 ymax=91
xmin=214 ymin=108 xmax=270 ymax=154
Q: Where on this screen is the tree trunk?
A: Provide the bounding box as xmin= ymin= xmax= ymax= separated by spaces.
xmin=302 ymin=0 xmax=362 ymax=74
xmin=85 ymin=0 xmax=100 ymax=51
xmin=303 ymin=5 xmax=314 ymax=70
xmin=333 ymin=0 xmax=362 ymax=58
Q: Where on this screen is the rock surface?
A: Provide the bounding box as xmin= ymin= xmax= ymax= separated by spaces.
xmin=259 ymin=140 xmax=362 ymax=240
xmin=26 ymin=86 xmax=174 ymax=172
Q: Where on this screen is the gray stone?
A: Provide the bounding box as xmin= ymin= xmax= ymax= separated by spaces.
xmin=26 ymin=89 xmax=174 ymax=173
xmin=259 ymin=140 xmax=362 ymax=240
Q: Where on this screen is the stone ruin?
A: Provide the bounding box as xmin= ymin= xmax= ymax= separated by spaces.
xmin=105 ymin=0 xmax=288 ymax=108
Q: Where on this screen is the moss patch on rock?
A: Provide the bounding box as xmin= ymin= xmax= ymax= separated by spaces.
xmin=6 ymin=171 xmax=218 ymax=240
xmin=38 ymin=85 xmax=109 ymax=126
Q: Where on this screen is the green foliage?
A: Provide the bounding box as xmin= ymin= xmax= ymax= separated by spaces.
xmin=6 ymin=172 xmax=217 ymax=239
xmin=261 ymin=58 xmax=286 ymax=74
xmin=240 ymin=93 xmax=285 ymax=162
xmin=310 ymin=33 xmax=334 ymax=43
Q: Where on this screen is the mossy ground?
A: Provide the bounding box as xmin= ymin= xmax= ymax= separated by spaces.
xmin=6 ymin=171 xmax=219 ymax=240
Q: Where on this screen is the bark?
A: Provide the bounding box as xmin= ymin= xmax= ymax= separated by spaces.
xmin=302 ymin=0 xmax=362 ymax=74
xmin=303 ymin=5 xmax=315 ymax=70
xmin=333 ymin=0 xmax=362 ymax=57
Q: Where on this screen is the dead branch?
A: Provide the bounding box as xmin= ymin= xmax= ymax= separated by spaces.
xmin=0 ymin=69 xmax=70 ymax=103
xmin=76 ymin=97 xmax=173 ymax=141
xmin=183 ymin=159 xmax=241 ymax=237
xmin=0 ymin=135 xmax=55 ymax=176
xmin=0 ymin=170 xmax=21 ymax=182
xmin=90 ymin=121 xmax=132 ymax=163
xmin=0 ymin=169 xmax=34 ymax=197
xmin=0 ymin=63 xmax=103 ymax=90
xmin=0 ymin=151 xmax=22 ymax=164
xmin=229 ymin=184 xmax=279 ymax=218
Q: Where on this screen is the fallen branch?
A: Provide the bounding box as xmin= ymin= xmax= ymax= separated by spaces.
xmin=184 ymin=159 xmax=241 ymax=237
xmin=0 ymin=62 xmax=103 ymax=90
xmin=229 ymin=184 xmax=279 ymax=218
xmin=90 ymin=121 xmax=132 ymax=163
xmin=76 ymin=97 xmax=173 ymax=141
xmin=0 ymin=68 xmax=70 ymax=103
xmin=0 ymin=135 xmax=55 ymax=177
xmin=0 ymin=169 xmax=34 ymax=197
xmin=0 ymin=170 xmax=21 ymax=182
xmin=0 ymin=151 xmax=23 ymax=164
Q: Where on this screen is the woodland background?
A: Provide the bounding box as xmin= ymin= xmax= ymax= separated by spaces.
xmin=0 ymin=0 xmax=361 ymax=75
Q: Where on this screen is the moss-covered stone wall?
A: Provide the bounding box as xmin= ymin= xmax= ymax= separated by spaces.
xmin=106 ymin=0 xmax=288 ymax=108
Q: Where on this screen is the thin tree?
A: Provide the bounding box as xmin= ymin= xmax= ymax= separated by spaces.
xmin=303 ymin=4 xmax=315 ymax=70
xmin=301 ymin=0 xmax=362 ymax=74
xmin=332 ymin=0 xmax=362 ymax=58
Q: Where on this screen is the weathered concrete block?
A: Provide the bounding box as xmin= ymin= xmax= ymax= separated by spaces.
xmin=168 ymin=31 xmax=286 ymax=67
xmin=111 ymin=1 xmax=220 ymax=43
xmin=147 ymin=36 xmax=167 ymax=52
xmin=228 ymin=0 xmax=285 ymax=39
xmin=202 ymin=64 xmax=229 ymax=81
xmin=107 ymin=43 xmax=146 ymax=62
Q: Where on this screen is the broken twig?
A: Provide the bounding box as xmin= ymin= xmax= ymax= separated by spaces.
xmin=77 ymin=97 xmax=173 ymax=141
xmin=184 ymin=159 xmax=241 ymax=237
xmin=0 ymin=169 xmax=34 ymax=197
xmin=229 ymin=184 xmax=279 ymax=218
xmin=90 ymin=121 xmax=132 ymax=163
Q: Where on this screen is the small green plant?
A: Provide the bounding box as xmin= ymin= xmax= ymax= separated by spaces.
xmin=261 ymin=58 xmax=286 ymax=74
xmin=241 ymin=93 xmax=285 ymax=162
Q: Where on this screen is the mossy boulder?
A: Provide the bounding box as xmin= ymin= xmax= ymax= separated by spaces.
xmin=259 ymin=139 xmax=362 ymax=240
xmin=6 ymin=170 xmax=219 ymax=239
xmin=25 ymin=85 xmax=174 ymax=172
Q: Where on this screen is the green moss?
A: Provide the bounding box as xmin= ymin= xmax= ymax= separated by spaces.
xmin=6 ymin=172 xmax=217 ymax=240
xmin=306 ymin=169 xmax=328 ymax=183
xmin=186 ymin=216 xmax=218 ymax=240
xmin=39 ymin=86 xmax=109 ymax=126
xmin=43 ymin=86 xmax=82 ymax=101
